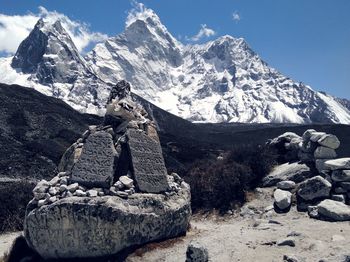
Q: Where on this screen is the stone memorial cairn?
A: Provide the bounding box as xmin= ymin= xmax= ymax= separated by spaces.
xmin=24 ymin=80 xmax=191 ymax=259
xmin=266 ymin=129 xmax=350 ymax=221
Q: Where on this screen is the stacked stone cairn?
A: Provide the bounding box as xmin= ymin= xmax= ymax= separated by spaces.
xmin=24 ymin=80 xmax=191 ymax=259
xmin=266 ymin=129 xmax=350 ymax=221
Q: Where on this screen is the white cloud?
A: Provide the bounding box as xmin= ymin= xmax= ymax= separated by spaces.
xmin=189 ymin=24 xmax=216 ymax=42
xmin=0 ymin=6 xmax=108 ymax=55
xmin=232 ymin=11 xmax=241 ymax=21
xmin=126 ymin=1 xmax=155 ymax=27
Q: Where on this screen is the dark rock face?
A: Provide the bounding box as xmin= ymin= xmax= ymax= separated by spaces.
xmin=11 ymin=19 xmax=88 ymax=85
xmin=71 ymin=131 xmax=117 ymax=188
xmin=127 ymin=129 xmax=169 ymax=193
xmin=11 ymin=19 xmax=48 ymax=73
xmin=0 ymin=83 xmax=101 ymax=180
xmin=106 ymin=80 xmax=131 ymax=103
xmin=2 ymin=82 xmax=350 ymax=182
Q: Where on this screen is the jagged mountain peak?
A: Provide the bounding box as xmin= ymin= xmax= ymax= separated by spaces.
xmin=124 ymin=4 xmax=182 ymax=51
xmin=1 ymin=18 xmax=111 ymax=114
xmin=11 ymin=18 xmax=83 ymax=79
xmin=1 ymin=7 xmax=350 ymax=124
xmin=86 ymin=7 xmax=350 ymax=124
xmin=36 ymin=18 xmax=64 ymax=34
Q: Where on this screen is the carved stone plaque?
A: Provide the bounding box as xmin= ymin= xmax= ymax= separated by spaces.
xmin=127 ymin=129 xmax=169 ymax=193
xmin=71 ymin=131 xmax=117 ymax=188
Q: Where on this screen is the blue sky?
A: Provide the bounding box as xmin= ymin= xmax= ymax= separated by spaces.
xmin=0 ymin=0 xmax=349 ymax=99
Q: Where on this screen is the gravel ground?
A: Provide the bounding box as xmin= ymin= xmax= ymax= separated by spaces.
xmin=1 ymin=188 xmax=350 ymax=262
xmin=0 ymin=231 xmax=21 ymax=259
xmin=126 ymin=188 xmax=350 ymax=262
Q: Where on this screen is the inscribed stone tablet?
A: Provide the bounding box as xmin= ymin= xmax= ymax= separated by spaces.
xmin=71 ymin=131 xmax=117 ymax=188
xmin=127 ymin=129 xmax=169 ymax=193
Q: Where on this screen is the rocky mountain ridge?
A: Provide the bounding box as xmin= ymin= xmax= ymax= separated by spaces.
xmin=0 ymin=7 xmax=350 ymax=124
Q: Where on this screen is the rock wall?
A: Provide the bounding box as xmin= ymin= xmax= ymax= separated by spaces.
xmin=267 ymin=129 xmax=350 ymax=221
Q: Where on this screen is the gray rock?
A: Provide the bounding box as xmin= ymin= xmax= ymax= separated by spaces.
xmin=287 ymin=231 xmax=302 ymax=237
xmin=37 ymin=199 xmax=48 ymax=207
xmin=317 ymin=199 xmax=350 ymax=221
xmin=310 ymin=132 xmax=326 ymax=142
xmin=283 ymin=254 xmax=305 ymax=262
xmin=119 ymin=176 xmax=134 ymax=188
xmin=270 ymin=132 xmax=301 ymax=146
xmin=127 ymin=129 xmax=169 ymax=193
xmin=71 ymin=131 xmax=117 ymax=188
xmin=48 ymin=196 xmax=57 ymax=203
xmin=302 ymin=129 xmax=316 ymax=141
xmin=277 ymin=238 xmax=296 ymax=247
xmin=24 ymin=183 xmax=191 ymax=259
xmin=48 ymin=187 xmax=58 ymax=196
xmin=114 ymin=180 xmax=124 ymax=190
xmin=75 ymin=189 xmax=86 ymax=197
xmin=335 ymin=187 xmax=347 ymax=194
xmin=274 ymin=189 xmax=292 ymax=210
xmin=116 ymin=191 xmax=129 ymax=198
xmin=307 ymin=206 xmax=319 ymax=218
xmin=331 ymin=194 xmax=346 ymax=203
xmin=298 ymin=151 xmax=314 ymax=162
xmin=87 ymin=189 xmax=98 ymax=197
xmin=59 ymin=184 xmax=68 ymax=193
xmin=60 ymin=177 xmax=68 ymax=185
xmin=34 ymin=192 xmax=50 ymax=201
xmin=263 ymin=162 xmax=312 ymax=187
xmin=58 ymin=172 xmax=67 ymax=177
xmin=297 ymin=176 xmax=331 ymax=201
xmin=314 ymin=146 xmax=337 ymax=159
xmin=340 ymin=182 xmax=350 ymax=191
xmin=33 ymin=180 xmax=50 ymax=194
xmin=67 ymin=183 xmax=79 ymax=193
xmin=186 ymin=241 xmax=209 ymax=262
xmin=332 ymin=170 xmax=350 ymax=182
xmin=277 ymin=180 xmax=296 ymax=190
xmin=324 ymin=158 xmax=350 ymax=170
xmin=285 ymin=137 xmax=302 ymax=150
xmin=315 ymin=159 xmax=332 ymax=173
xmin=49 ymin=176 xmax=60 ymax=186
xmin=317 ymin=134 xmax=340 ymax=149
xmin=300 ymin=141 xmax=317 ymax=154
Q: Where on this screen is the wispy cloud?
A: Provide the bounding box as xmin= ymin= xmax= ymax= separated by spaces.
xmin=0 ymin=6 xmax=108 ymax=55
xmin=188 ymin=24 xmax=216 ymax=42
xmin=232 ymin=11 xmax=241 ymax=22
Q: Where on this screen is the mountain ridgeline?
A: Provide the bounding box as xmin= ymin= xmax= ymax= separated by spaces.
xmin=0 ymin=7 xmax=350 ymax=124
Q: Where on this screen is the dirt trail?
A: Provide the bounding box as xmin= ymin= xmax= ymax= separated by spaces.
xmin=126 ymin=188 xmax=350 ymax=262
xmin=0 ymin=231 xmax=21 ymax=259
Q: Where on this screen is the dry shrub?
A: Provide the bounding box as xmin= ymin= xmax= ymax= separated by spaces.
xmin=185 ymin=144 xmax=277 ymax=212
xmin=0 ymin=181 xmax=34 ymax=233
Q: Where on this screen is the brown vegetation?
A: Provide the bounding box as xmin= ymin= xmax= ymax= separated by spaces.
xmin=185 ymin=145 xmax=278 ymax=212
xmin=0 ymin=181 xmax=34 ymax=233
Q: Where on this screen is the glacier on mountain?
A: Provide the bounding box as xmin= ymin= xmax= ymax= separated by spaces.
xmin=0 ymin=6 xmax=350 ymax=124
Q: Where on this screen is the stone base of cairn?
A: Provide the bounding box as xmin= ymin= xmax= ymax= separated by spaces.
xmin=24 ymin=81 xmax=191 ymax=259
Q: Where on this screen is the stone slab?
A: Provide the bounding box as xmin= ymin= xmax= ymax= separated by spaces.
xmin=24 ymin=183 xmax=191 ymax=259
xmin=127 ymin=129 xmax=169 ymax=193
xmin=71 ymin=131 xmax=117 ymax=188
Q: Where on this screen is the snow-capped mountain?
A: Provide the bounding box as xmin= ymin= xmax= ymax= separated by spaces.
xmin=86 ymin=8 xmax=350 ymax=124
xmin=0 ymin=18 xmax=111 ymax=114
xmin=1 ymin=8 xmax=350 ymax=124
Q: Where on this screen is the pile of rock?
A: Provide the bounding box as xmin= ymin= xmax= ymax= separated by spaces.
xmin=267 ymin=129 xmax=340 ymax=165
xmin=24 ymin=81 xmax=191 ymax=259
xmin=267 ymin=129 xmax=350 ymax=221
